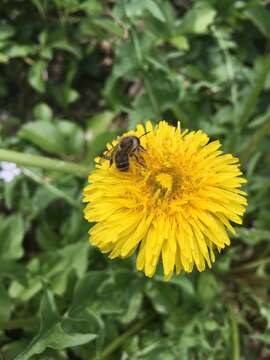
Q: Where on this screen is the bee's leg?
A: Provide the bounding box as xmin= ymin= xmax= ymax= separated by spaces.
xmin=138 ymin=145 xmax=146 ymax=152
xmin=132 ymin=153 xmax=145 ymax=168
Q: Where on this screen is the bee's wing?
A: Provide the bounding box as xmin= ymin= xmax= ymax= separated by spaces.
xmin=98 ymin=145 xmax=117 ymax=166
xmin=102 ymin=145 xmax=116 ymax=160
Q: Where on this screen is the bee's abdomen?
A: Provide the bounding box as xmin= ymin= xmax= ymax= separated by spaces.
xmin=115 ymin=152 xmax=129 ymax=171
xmin=116 ymin=161 xmax=129 ymax=171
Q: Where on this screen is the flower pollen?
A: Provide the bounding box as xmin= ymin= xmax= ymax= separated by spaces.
xmin=155 ymin=173 xmax=173 ymax=192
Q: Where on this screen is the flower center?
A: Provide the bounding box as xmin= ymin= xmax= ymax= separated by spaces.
xmin=155 ymin=173 xmax=173 ymax=192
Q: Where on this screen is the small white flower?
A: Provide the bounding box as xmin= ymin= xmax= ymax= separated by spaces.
xmin=0 ymin=162 xmax=21 ymax=183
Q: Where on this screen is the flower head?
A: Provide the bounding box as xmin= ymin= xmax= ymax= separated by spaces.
xmin=0 ymin=162 xmax=21 ymax=183
xmin=83 ymin=121 xmax=247 ymax=279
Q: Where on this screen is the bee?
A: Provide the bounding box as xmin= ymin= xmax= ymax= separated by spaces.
xmin=102 ymin=131 xmax=150 ymax=171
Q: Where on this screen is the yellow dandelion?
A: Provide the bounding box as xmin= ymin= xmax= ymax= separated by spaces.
xmin=83 ymin=121 xmax=247 ymax=280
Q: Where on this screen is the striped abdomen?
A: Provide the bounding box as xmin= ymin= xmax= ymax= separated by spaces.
xmin=115 ymin=152 xmax=129 ymax=171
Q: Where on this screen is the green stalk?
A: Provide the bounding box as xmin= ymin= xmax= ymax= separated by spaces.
xmin=228 ymin=305 xmax=240 ymax=360
xmin=0 ymin=149 xmax=90 ymax=177
xmin=93 ymin=315 xmax=154 ymax=360
xmin=238 ymin=56 xmax=270 ymax=131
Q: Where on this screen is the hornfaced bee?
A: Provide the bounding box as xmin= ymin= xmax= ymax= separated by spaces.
xmin=102 ymin=132 xmax=150 ymax=171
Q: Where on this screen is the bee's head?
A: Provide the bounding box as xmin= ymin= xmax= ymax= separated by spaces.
xmin=119 ymin=136 xmax=140 ymax=151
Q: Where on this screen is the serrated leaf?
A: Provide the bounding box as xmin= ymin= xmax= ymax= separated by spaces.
xmin=15 ymin=291 xmax=96 ymax=360
xmin=41 ymin=323 xmax=96 ymax=350
xmin=69 ymin=271 xmax=108 ymax=315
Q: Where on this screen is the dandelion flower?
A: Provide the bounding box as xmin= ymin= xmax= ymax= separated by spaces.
xmin=83 ymin=121 xmax=247 ymax=279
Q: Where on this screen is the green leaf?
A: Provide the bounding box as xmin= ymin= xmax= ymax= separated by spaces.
xmin=57 ymin=120 xmax=85 ymax=155
xmin=234 ymin=227 xmax=270 ymax=245
xmin=0 ymin=260 xmax=27 ymax=285
xmin=178 ymin=2 xmax=216 ymax=34
xmin=59 ymin=241 xmax=89 ymax=278
xmin=5 ymin=44 xmax=35 ymax=58
xmin=80 ymin=0 xmax=103 ymax=15
xmin=15 ymin=291 xmax=96 ymax=360
xmin=0 ymin=284 xmax=12 ymax=323
xmin=92 ymin=18 xmax=124 ymax=37
xmin=121 ymin=292 xmax=143 ymax=324
xmin=197 ymin=272 xmax=220 ymax=306
xmin=33 ymin=103 xmax=53 ymax=121
xmin=145 ymin=0 xmax=166 ymax=22
xmin=40 ymin=323 xmax=96 ymax=350
xmin=145 ymin=281 xmax=180 ymax=314
xmin=87 ymin=111 xmax=115 ymax=137
xmin=52 ymin=40 xmax=82 ymax=59
xmin=28 ymin=61 xmax=47 ymax=93
xmin=19 ymin=121 xmax=65 ymax=155
xmin=155 ymin=275 xmax=195 ymax=298
xmin=69 ymin=271 xmax=108 ymax=315
xmin=0 ymin=21 xmax=15 ymax=40
xmin=0 ymin=214 xmax=24 ymax=260
xmin=245 ymin=6 xmax=270 ymax=39
xmin=125 ymin=0 xmax=165 ymax=22
xmin=169 ymin=35 xmax=189 ymax=50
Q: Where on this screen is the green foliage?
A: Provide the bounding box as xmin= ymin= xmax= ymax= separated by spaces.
xmin=1 ymin=0 xmax=270 ymax=359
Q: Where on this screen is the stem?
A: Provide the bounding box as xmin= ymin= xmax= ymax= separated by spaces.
xmin=0 ymin=149 xmax=90 ymax=177
xmin=93 ymin=315 xmax=154 ymax=360
xmin=238 ymin=56 xmax=270 ymax=131
xmin=228 ymin=305 xmax=240 ymax=360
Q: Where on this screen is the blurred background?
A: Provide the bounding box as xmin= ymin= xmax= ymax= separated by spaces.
xmin=1 ymin=0 xmax=270 ymax=359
